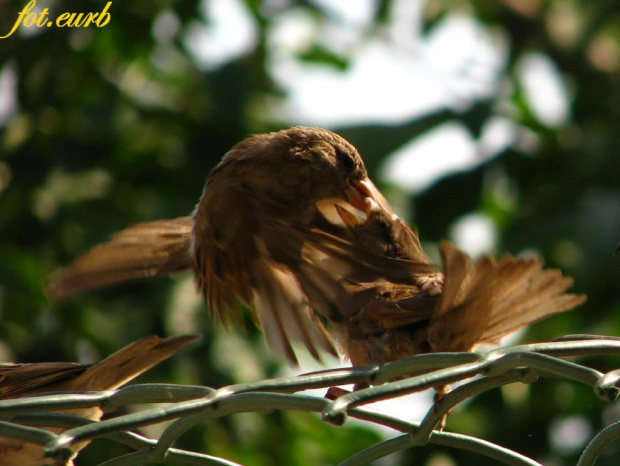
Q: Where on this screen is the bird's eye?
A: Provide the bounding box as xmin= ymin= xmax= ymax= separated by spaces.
xmin=336 ymin=149 xmax=356 ymax=172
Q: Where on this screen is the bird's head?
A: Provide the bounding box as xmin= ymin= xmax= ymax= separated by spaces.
xmin=207 ymin=126 xmax=389 ymax=226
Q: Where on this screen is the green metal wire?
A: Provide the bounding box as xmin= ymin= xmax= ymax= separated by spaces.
xmin=578 ymin=421 xmax=620 ymax=466
xmin=0 ymin=335 xmax=619 ymax=465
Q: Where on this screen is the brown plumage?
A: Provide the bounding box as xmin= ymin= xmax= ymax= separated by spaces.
xmin=0 ymin=334 xmax=198 ymax=465
xmin=47 ymin=127 xmax=585 ymax=366
xmin=313 ymin=205 xmax=587 ymax=364
xmin=253 ymin=215 xmax=585 ymax=366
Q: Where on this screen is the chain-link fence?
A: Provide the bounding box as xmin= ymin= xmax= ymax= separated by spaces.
xmin=1 ymin=335 xmax=619 ymax=465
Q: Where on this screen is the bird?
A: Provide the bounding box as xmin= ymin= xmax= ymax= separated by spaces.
xmin=0 ymin=334 xmax=198 ymax=466
xmin=47 ymin=127 xmax=586 ymax=367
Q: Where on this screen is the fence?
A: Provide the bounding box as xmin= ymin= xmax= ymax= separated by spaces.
xmin=1 ymin=335 xmax=619 ymax=465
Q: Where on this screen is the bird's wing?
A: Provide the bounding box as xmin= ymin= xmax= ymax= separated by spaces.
xmin=193 ymin=182 xmax=340 ymax=364
xmin=0 ymin=335 xmax=197 ymax=466
xmin=63 ymin=334 xmax=199 ymax=391
xmin=267 ymin=222 xmax=439 ymax=327
xmin=47 ymin=217 xmax=194 ymax=300
xmin=251 ymin=254 xmax=338 ymax=364
xmin=0 ymin=335 xmax=198 ymax=400
xmin=0 ymin=363 xmax=86 ymax=399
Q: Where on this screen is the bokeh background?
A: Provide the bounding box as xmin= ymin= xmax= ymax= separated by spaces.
xmin=1 ymin=0 xmax=619 ymax=464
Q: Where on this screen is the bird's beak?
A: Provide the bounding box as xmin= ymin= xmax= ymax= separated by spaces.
xmin=316 ymin=178 xmax=390 ymax=228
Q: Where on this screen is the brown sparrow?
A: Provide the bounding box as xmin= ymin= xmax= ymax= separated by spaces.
xmin=48 ymin=127 xmax=585 ymax=367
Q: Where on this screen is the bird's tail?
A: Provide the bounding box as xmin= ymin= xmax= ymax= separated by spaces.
xmin=428 ymin=241 xmax=586 ymax=352
xmin=47 ymin=217 xmax=194 ymax=300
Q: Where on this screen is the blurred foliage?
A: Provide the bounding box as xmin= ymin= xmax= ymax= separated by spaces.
xmin=0 ymin=0 xmax=619 ymax=464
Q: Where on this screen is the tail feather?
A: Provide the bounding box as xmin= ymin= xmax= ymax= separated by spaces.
xmin=47 ymin=217 xmax=193 ymax=300
xmin=429 ymin=242 xmax=586 ymax=352
xmin=482 ymin=270 xmax=585 ymax=343
xmin=436 ymin=241 xmax=473 ymax=315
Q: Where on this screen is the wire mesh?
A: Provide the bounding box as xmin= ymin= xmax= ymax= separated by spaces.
xmin=1 ymin=335 xmax=619 ymax=465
